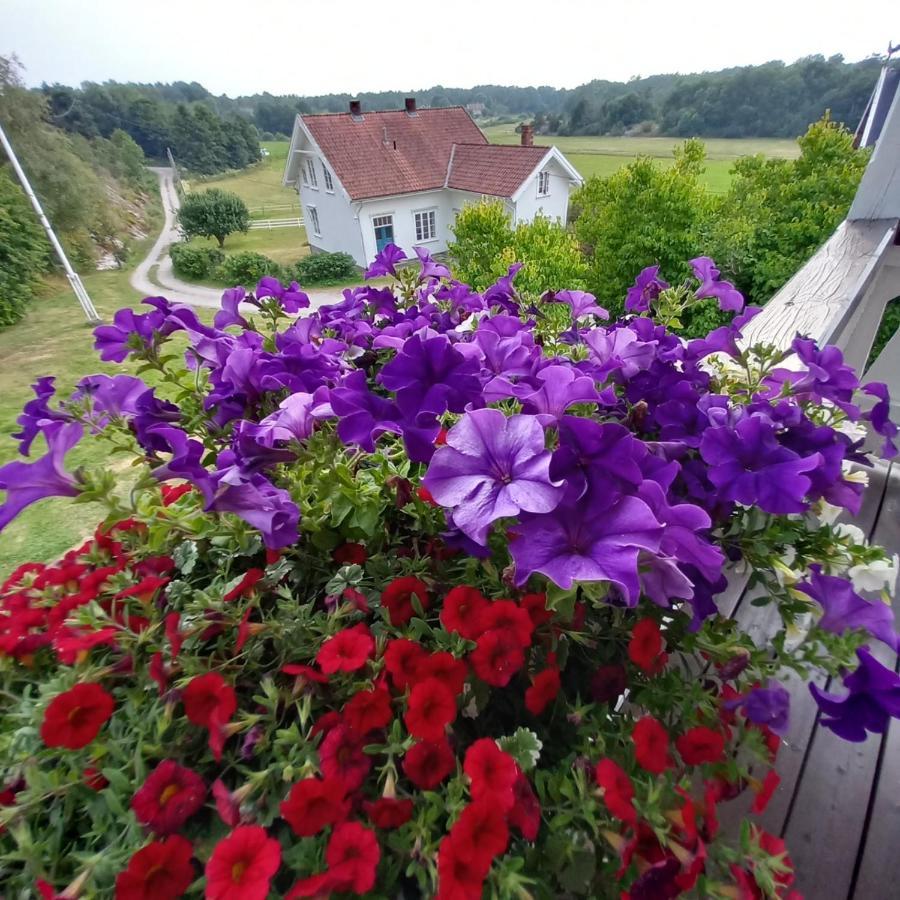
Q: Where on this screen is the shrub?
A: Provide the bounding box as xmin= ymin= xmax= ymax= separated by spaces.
xmin=177 ymin=189 xmax=250 ymax=248
xmin=449 ymin=199 xmax=588 ymax=296
xmin=170 ymin=243 xmax=225 ymax=280
xmin=0 ymin=168 xmax=49 ymax=328
xmin=215 ymin=250 xmax=284 ymax=285
xmin=1 ymin=250 xmax=898 ymax=897
xmin=293 ymin=251 xmax=357 ymax=284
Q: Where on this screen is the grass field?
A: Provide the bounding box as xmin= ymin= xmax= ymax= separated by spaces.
xmin=185 ymin=224 xmax=311 ymax=267
xmin=186 ymin=141 xmax=299 ymax=217
xmin=482 ymin=125 xmax=800 ymax=193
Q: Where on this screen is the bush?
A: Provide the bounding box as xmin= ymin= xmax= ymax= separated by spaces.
xmin=293 ymin=251 xmax=357 ymax=284
xmin=170 ymin=243 xmax=225 ymax=280
xmin=449 ymin=199 xmax=588 ymax=296
xmin=215 ymin=250 xmax=284 ymax=285
xmin=1 ymin=256 xmax=898 ymax=897
xmin=0 ymin=168 xmax=49 ymax=328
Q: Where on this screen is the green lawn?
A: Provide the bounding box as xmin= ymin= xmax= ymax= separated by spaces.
xmin=482 ymin=125 xmax=800 ymax=193
xmin=185 ymin=224 xmax=311 ymax=267
xmin=185 ymin=141 xmax=299 ymax=216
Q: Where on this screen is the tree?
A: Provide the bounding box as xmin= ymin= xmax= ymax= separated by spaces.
xmin=177 ymin=189 xmax=250 ymax=248
xmin=706 ymin=116 xmax=870 ymax=304
xmin=571 ymin=139 xmax=711 ymax=315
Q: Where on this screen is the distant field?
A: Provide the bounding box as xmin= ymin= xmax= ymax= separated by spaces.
xmin=482 ymin=124 xmax=801 ymax=193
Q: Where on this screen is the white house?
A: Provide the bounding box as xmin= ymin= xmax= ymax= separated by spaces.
xmin=282 ymin=98 xmax=583 ymax=269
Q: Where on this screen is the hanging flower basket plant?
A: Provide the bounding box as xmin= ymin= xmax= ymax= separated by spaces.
xmin=0 ymin=248 xmax=898 ymax=898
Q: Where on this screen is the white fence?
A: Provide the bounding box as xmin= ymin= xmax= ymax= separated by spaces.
xmin=249 ymin=217 xmax=304 ymax=230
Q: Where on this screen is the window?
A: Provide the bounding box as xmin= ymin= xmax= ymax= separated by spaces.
xmin=323 ymin=165 xmax=334 ymax=192
xmin=414 ymin=209 xmax=437 ymax=242
xmin=308 ymin=206 xmax=321 ymax=236
xmin=300 ymin=165 xmax=309 ymax=186
xmin=537 ymin=171 xmax=550 ymax=196
xmin=306 ymin=158 xmax=318 ymax=188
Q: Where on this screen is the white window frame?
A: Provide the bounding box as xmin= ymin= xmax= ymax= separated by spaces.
xmin=300 ymin=164 xmax=309 ymax=186
xmin=323 ymin=164 xmax=334 ymax=193
xmin=306 ymin=158 xmax=319 ymax=189
xmin=537 ymin=170 xmax=551 ymax=197
xmin=308 ymin=205 xmax=321 ymax=236
xmin=413 ymin=208 xmax=438 ymax=243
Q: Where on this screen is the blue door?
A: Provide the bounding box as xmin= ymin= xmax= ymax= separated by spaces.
xmin=373 ymin=215 xmax=394 ymax=252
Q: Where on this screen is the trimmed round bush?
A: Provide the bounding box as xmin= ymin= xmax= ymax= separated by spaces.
xmin=215 ymin=251 xmax=284 ymax=285
xmin=293 ymin=251 xmax=357 ymax=285
xmin=170 ymin=244 xmax=225 ymax=280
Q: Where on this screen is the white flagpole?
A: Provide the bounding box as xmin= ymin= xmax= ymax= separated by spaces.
xmin=0 ymin=121 xmax=101 ymax=323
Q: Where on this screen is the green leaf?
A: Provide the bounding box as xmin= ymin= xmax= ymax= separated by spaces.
xmin=498 ymin=727 xmax=542 ymax=771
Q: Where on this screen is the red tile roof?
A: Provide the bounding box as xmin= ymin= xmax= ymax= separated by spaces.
xmin=446 ymin=143 xmax=550 ymax=197
xmin=301 ymin=107 xmax=487 ymax=200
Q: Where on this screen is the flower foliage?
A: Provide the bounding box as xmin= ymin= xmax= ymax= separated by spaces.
xmin=1 ymin=247 xmax=899 ymax=898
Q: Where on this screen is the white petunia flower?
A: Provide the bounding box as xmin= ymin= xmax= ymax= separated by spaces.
xmin=848 ymin=555 xmax=899 ymax=594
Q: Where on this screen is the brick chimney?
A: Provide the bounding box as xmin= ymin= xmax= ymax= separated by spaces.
xmin=405 ymin=97 xmax=417 ymax=116
xmin=349 ymin=99 xmax=363 ymax=121
xmin=520 ymin=124 xmax=534 ymax=146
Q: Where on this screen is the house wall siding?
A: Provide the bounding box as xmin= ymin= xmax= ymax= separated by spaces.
xmin=511 ymin=159 xmax=573 ymax=225
xmin=358 ymin=191 xmax=453 ymax=265
xmin=297 ymin=173 xmax=365 ymax=264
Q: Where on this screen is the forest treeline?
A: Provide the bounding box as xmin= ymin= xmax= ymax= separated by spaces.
xmin=39 ymin=54 xmax=882 ymax=144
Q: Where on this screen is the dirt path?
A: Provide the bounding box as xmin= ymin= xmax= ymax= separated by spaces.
xmin=131 ymin=167 xmax=348 ymax=312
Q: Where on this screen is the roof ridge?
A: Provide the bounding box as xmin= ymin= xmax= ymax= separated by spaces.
xmin=301 ymin=105 xmax=471 ymax=119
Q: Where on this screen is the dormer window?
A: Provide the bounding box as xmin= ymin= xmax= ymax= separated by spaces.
xmin=306 ymin=158 xmax=318 ymax=189
xmin=537 ymin=171 xmax=550 ymax=197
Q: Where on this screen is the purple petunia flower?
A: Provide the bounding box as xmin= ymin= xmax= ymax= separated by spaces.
xmin=550 ymin=290 xmax=609 ymax=322
xmin=699 ymin=416 xmax=821 ymax=514
xmin=0 ymin=422 xmax=83 ymax=532
xmin=862 ymin=381 xmax=899 ymax=459
xmin=483 ymin=263 xmax=523 ymax=314
xmin=509 ymin=486 xmax=663 ymax=599
xmin=365 ymin=243 xmax=407 ymax=279
xmin=797 ymin=566 xmax=898 ymax=651
xmin=255 ymin=276 xmax=310 ymax=313
xmin=146 ymin=425 xmax=212 ymax=495
xmin=810 ymin=647 xmax=900 ymax=742
xmin=584 ymin=326 xmax=659 ymax=379
xmin=726 ymin=681 xmax=791 ymax=736
xmin=329 ymin=370 xmax=403 ymax=451
xmin=625 ymin=265 xmax=669 ymax=313
xmin=690 ymin=256 xmax=744 ymax=313
xmin=414 ymin=246 xmax=451 ymax=281
xmin=93 ymin=304 xmax=167 ymax=362
xmin=12 ymin=377 xmax=72 ymax=456
xmin=214 ymin=287 xmax=251 ymax=330
xmin=422 ymin=408 xmax=564 ymax=545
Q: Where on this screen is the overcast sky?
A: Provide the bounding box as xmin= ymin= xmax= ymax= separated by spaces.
xmin=3 ymin=0 xmax=895 ymax=96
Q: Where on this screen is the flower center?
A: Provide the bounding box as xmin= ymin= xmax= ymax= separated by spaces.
xmin=67 ymin=706 xmax=87 ymax=727
xmin=159 ymin=783 xmax=180 ymax=806
xmin=231 ymin=860 xmax=248 ymax=882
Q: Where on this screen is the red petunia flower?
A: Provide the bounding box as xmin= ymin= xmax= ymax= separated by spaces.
xmin=164 ymin=613 xmax=183 ymax=658
xmin=131 ymin=760 xmax=207 ymax=835
xmin=595 ymin=758 xmax=637 ymax=825
xmin=326 ymin=821 xmax=381 ymax=894
xmin=380 ymin=576 xmax=430 ymax=626
xmin=508 ymin=771 xmax=541 ymax=841
xmin=628 ymin=618 xmax=668 ymax=675
xmin=469 ymin=629 xmax=525 ymax=687
xmin=333 ymin=543 xmax=367 ymax=566
xmin=520 ymin=592 xmax=553 ymax=628
xmin=676 ymin=726 xmax=726 ymax=766
xmin=282 ymin=663 xmax=329 ymax=684
xmin=182 ymin=672 xmax=237 ymax=756
xmin=316 ymin=624 xmax=375 ymax=674
xmin=383 ymin=638 xmax=429 ymax=691
xmin=161 ymin=483 xmax=192 ymax=506
xmin=590 ymin=664 xmax=628 ymax=704
xmin=114 ymin=835 xmax=194 ymax=900
xmin=524 ymin=666 xmax=561 ymax=716
xmin=633 ymin=716 xmax=673 ymax=774
xmin=474 ymin=600 xmax=534 ymax=647
xmin=450 ymin=801 xmax=509 ymax=862
xmin=363 ymin=797 xmax=414 ymax=829
xmin=212 ymin=779 xmax=241 ymax=828
xmin=751 ymin=769 xmax=781 ymax=815
xmin=280 ymin=776 xmax=350 ymax=836
xmin=440 ymin=586 xmax=489 ymax=640
xmin=205 ymin=826 xmax=281 ymax=900
xmin=40 ymin=683 xmax=114 ymax=749
xmin=436 ymin=833 xmax=491 ymax=900
xmin=464 ymin=739 xmax=518 ymax=809
xmin=223 ymin=569 xmax=264 ymax=602
xmin=115 ymin=575 xmax=169 ymax=603
xmin=344 ymin=686 xmax=393 ymax=737
xmin=404 ymin=678 xmax=457 ymax=742
xmin=418 ymin=651 xmax=468 ymax=697
xmin=319 ymin=724 xmax=371 ymax=790
xmin=402 ymin=739 xmax=456 ymax=790
xmin=84 ymin=766 xmax=108 ymax=792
